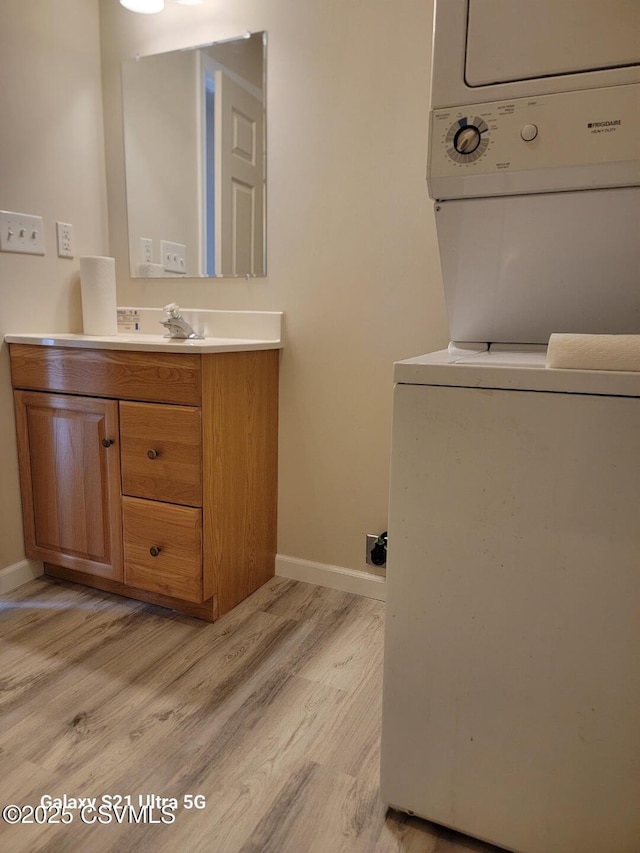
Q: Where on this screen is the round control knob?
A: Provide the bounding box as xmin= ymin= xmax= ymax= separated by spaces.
xmin=521 ymin=123 xmax=538 ymax=142
xmin=147 ymin=449 xmax=160 ymax=460
xmin=453 ymin=125 xmax=481 ymax=155
xmin=445 ymin=116 xmax=489 ymax=163
xmin=149 ymin=546 xmax=162 ymax=557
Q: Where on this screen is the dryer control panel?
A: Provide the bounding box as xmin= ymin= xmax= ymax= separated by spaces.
xmin=428 ymin=83 xmax=640 ymax=200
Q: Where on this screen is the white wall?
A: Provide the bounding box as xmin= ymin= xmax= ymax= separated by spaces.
xmin=0 ymin=0 xmax=448 ymax=586
xmin=101 ymin=0 xmax=448 ymax=580
xmin=0 ymin=0 xmax=108 ymax=572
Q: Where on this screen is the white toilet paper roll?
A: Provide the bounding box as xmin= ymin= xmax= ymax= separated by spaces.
xmin=80 ymin=256 xmax=118 ymax=336
xmin=546 ymin=334 xmax=640 ymax=371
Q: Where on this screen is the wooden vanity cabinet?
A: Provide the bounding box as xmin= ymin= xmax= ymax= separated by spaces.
xmin=9 ymin=344 xmax=279 ymax=622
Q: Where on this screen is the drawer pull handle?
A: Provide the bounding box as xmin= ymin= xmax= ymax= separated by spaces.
xmin=149 ymin=546 xmax=162 ymax=557
xmin=147 ymin=449 xmax=160 ymax=460
xmin=101 ymin=438 xmax=114 ymax=448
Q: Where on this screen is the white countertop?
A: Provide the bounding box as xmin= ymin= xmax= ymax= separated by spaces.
xmin=4 ymin=332 xmax=282 ymax=354
xmin=4 ymin=308 xmax=283 ymax=354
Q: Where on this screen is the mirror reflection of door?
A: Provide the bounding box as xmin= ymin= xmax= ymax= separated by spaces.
xmin=122 ymin=33 xmax=266 ymax=279
xmin=218 ymin=72 xmax=264 ymax=277
xmin=203 ymin=67 xmax=264 ymax=277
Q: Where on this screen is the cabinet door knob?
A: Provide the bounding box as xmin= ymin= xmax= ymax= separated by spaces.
xmin=149 ymin=546 xmax=162 ymax=557
xmin=147 ymin=449 xmax=160 ymax=460
xmin=102 ymin=438 xmax=114 ymax=448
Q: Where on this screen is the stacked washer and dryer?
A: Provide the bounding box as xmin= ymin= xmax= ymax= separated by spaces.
xmin=381 ymin=2 xmax=640 ymax=852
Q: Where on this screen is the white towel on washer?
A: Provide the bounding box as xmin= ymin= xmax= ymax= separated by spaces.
xmin=546 ymin=334 xmax=640 ymax=371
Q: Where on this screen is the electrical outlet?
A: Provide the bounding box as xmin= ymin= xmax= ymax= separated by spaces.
xmin=0 ymin=210 xmax=45 ymax=255
xmin=56 ymin=221 xmax=74 ymax=258
xmin=161 ymin=240 xmax=186 ymax=274
xmin=366 ymin=532 xmax=387 ymax=570
xmin=140 ymin=237 xmax=153 ymax=264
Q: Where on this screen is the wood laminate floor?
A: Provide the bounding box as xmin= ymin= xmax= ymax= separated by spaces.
xmin=0 ymin=576 xmax=507 ymax=852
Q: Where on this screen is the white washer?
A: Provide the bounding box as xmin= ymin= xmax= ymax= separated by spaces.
xmin=381 ymin=3 xmax=640 ymax=851
xmin=382 ymin=348 xmax=640 ymax=853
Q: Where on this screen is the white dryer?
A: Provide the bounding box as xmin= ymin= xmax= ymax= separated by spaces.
xmin=381 ymin=3 xmax=640 ymax=852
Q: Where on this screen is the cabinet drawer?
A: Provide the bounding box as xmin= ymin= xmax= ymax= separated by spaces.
xmin=9 ymin=345 xmax=201 ymax=405
xmin=120 ymin=402 xmax=202 ymax=506
xmin=123 ymin=497 xmax=203 ymax=603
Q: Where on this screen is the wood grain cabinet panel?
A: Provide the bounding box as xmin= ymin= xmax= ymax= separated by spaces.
xmin=120 ymin=401 xmax=202 ymax=507
xmin=9 ymin=344 xmax=279 ymax=622
xmin=13 ymin=390 xmax=122 ymax=581
xmin=9 ymin=344 xmax=201 ymax=404
xmin=123 ymin=497 xmax=203 ymax=603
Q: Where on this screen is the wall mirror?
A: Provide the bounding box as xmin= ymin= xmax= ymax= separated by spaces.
xmin=122 ymin=31 xmax=266 ymax=279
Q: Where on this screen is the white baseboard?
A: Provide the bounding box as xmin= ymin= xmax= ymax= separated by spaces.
xmin=0 ymin=558 xmax=44 ymax=594
xmin=276 ymin=555 xmax=386 ymax=601
xmin=1 ymin=555 xmax=386 ymax=601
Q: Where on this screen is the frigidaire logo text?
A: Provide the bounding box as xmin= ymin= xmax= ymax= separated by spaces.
xmin=587 ymin=120 xmax=621 ymax=128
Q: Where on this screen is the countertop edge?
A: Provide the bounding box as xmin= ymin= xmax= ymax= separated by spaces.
xmin=4 ymin=334 xmax=283 ymax=355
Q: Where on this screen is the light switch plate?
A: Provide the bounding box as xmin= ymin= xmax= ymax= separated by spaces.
xmin=0 ymin=210 xmax=45 ymax=255
xmin=161 ymin=240 xmax=186 ymax=274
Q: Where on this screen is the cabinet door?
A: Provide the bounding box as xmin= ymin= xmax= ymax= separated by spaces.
xmin=13 ymin=391 xmax=123 ymax=580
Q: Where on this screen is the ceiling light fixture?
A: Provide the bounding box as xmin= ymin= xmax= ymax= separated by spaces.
xmin=120 ymin=0 xmax=165 ymax=13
